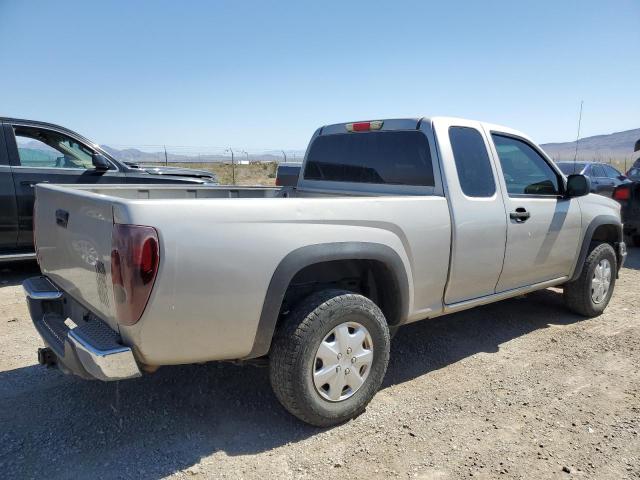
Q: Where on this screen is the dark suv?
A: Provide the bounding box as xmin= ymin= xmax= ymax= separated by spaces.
xmin=556 ymin=161 xmax=630 ymax=197
xmin=0 ymin=117 xmax=217 ymax=261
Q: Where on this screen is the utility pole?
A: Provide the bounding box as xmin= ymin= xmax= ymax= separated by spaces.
xmin=281 ymin=150 xmax=287 ymax=163
xmin=164 ymin=145 xmax=168 ymax=166
xmin=226 ymin=148 xmax=235 ymax=185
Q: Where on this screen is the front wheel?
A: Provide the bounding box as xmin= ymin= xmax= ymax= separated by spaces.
xmin=269 ymin=289 xmax=390 ymax=427
xmin=564 ymin=242 xmax=617 ymax=317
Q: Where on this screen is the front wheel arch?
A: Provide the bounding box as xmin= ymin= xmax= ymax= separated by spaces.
xmin=570 ymin=215 xmax=622 ymax=282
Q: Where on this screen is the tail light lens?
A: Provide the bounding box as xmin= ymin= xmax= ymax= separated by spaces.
xmin=111 ymin=224 xmax=160 ymax=326
xmin=613 ymin=185 xmax=630 ymax=204
xmin=345 ymin=120 xmax=384 ymax=132
xmin=275 ymin=176 xmax=282 ymax=186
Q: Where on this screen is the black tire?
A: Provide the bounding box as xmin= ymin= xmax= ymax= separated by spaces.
xmin=269 ymin=289 xmax=390 ymax=427
xmin=564 ymin=242 xmax=617 ymax=317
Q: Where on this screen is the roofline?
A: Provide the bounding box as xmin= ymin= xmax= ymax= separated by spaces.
xmin=0 ymin=117 xmax=117 ymax=162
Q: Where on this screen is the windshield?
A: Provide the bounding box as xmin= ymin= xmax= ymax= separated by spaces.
xmin=628 ymin=167 xmax=640 ymax=180
xmin=556 ymin=162 xmax=586 ymax=175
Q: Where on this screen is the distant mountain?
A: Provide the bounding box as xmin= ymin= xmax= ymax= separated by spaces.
xmin=101 ymin=128 xmax=640 ymax=166
xmin=100 ymin=145 xmax=305 ymax=164
xmin=541 ymin=128 xmax=640 ymax=163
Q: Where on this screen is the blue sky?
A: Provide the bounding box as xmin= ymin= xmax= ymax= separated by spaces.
xmin=0 ymin=0 xmax=638 ymax=150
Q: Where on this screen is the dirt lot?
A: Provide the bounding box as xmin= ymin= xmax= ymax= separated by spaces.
xmin=0 ymin=252 xmax=638 ymax=480
xmin=167 ymin=161 xmax=278 ymax=186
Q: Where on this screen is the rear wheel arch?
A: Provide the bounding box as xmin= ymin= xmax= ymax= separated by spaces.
xmin=245 ymin=242 xmax=410 ymax=359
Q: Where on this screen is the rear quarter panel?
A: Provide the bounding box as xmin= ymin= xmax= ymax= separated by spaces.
xmin=116 ymin=195 xmax=451 ymax=365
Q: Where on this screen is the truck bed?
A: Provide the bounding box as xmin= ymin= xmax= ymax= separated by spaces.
xmin=33 ymin=182 xmax=452 ymax=364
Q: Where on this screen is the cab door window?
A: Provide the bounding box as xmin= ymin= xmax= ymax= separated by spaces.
xmin=14 ymin=126 xmax=95 ymax=169
xmin=492 ymin=134 xmax=560 ymax=196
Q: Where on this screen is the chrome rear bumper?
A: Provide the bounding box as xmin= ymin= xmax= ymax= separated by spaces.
xmin=23 ymin=276 xmax=141 ymax=381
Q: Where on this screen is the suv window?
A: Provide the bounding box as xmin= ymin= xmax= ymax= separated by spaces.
xmin=603 ymin=164 xmax=622 ymax=179
xmin=304 ymin=130 xmax=434 ymax=186
xmin=557 ymin=162 xmax=586 ymax=175
xmin=13 ymin=126 xmax=95 ymax=169
xmin=492 ymin=134 xmax=560 ymax=196
xmin=590 ymin=164 xmax=606 ymax=177
xmin=449 ymin=126 xmax=496 ymax=197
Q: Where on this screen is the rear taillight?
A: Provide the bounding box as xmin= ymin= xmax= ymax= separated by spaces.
xmin=275 ymin=176 xmax=282 ymax=186
xmin=111 ymin=224 xmax=160 ymax=326
xmin=613 ymin=184 xmax=631 ymax=204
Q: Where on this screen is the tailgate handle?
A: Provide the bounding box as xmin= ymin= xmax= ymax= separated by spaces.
xmin=55 ymin=209 xmax=69 ymax=228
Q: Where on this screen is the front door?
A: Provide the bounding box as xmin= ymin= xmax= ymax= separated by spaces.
xmin=488 ymin=132 xmax=582 ymax=292
xmin=0 ymin=125 xmax=18 ymax=250
xmin=4 ymin=123 xmax=125 ymax=248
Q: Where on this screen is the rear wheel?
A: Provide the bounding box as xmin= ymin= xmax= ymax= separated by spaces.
xmin=564 ymin=242 xmax=617 ymax=317
xmin=269 ymin=289 xmax=390 ymax=427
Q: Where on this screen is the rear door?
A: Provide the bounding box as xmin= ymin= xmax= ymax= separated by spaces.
xmin=0 ymin=124 xmax=18 ymax=250
xmin=433 ymin=118 xmax=508 ymax=304
xmin=4 ymin=122 xmax=125 ymax=247
xmin=487 ymin=131 xmax=582 ymax=291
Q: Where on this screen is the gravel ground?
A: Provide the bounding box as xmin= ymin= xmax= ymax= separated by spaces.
xmin=0 ymin=251 xmax=638 ymax=480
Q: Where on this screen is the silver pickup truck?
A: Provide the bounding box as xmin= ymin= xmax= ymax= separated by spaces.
xmin=24 ymin=117 xmax=627 ymax=426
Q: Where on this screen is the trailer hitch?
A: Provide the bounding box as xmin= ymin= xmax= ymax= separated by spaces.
xmin=37 ymin=347 xmax=57 ymax=367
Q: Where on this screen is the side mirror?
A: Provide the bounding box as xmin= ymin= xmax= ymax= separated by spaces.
xmin=566 ymin=174 xmax=590 ymax=198
xmin=92 ymin=153 xmax=110 ymax=171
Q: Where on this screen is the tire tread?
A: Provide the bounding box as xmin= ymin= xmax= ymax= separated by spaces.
xmin=269 ymin=289 xmax=389 ymax=426
xmin=564 ymin=242 xmax=616 ymax=317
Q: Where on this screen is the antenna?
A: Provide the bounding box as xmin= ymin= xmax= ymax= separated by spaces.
xmin=573 ymin=100 xmax=584 ymax=168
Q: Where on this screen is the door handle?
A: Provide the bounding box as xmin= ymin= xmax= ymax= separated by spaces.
xmin=510 ymin=207 xmax=530 ymax=223
xmin=20 ymin=180 xmax=49 ymax=188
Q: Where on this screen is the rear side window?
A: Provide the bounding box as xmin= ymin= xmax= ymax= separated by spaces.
xmin=304 ymin=130 xmax=434 ymax=186
xmin=603 ymin=165 xmax=622 ymax=178
xmin=448 ymin=127 xmax=496 ymax=197
xmin=590 ymin=164 xmax=606 ymax=178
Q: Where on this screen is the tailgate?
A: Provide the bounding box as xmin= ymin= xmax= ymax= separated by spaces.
xmin=34 ymin=184 xmax=117 ymax=327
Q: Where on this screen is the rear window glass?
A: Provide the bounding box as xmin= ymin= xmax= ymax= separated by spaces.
xmin=304 ymin=130 xmax=434 ymax=186
xmin=448 ymin=126 xmax=496 ymax=197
